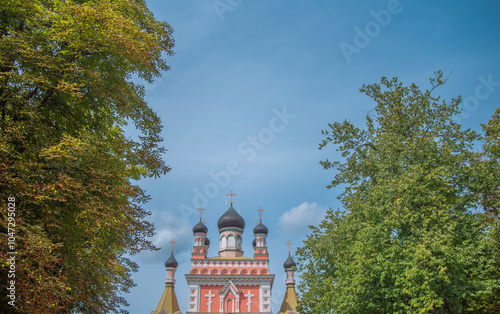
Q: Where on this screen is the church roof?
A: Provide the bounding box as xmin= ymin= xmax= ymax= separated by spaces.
xmin=283 ymin=254 xmax=296 ymax=269
xmin=153 ymin=283 xmax=181 ymax=314
xmin=165 ymin=253 xmax=178 ymax=268
xmin=217 ymin=205 xmax=245 ymax=230
xmin=192 ymin=220 xmax=208 ymax=234
xmin=279 ymin=284 xmax=299 ymax=314
xmin=253 ymin=221 xmax=268 ymax=234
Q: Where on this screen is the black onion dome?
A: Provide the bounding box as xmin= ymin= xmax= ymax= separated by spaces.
xmin=253 ymin=222 xmax=268 ymax=235
xmin=193 ymin=220 xmax=208 ymax=234
xmin=165 ymin=253 xmax=178 ymax=268
xmin=217 ymin=205 xmax=245 ymax=230
xmin=283 ymin=254 xmax=296 ymax=269
xmin=204 ymin=237 xmax=210 ymax=246
xmin=252 ymin=239 xmax=257 ymax=247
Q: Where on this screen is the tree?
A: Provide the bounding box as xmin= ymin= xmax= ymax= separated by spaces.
xmin=476 ymin=107 xmax=500 ymax=311
xmin=0 ymin=0 xmax=174 ymax=312
xmin=297 ymin=72 xmax=500 ymax=313
xmin=480 ymin=107 xmax=500 ymax=229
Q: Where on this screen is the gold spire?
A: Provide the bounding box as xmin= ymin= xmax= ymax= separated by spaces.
xmin=155 ymin=238 xmax=181 ymax=314
xmin=226 ymin=190 xmax=237 ymax=205
xmin=280 ymin=241 xmax=299 ymax=314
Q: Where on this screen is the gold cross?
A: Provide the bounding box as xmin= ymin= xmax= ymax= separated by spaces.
xmin=286 ymin=240 xmax=292 ymax=254
xmin=170 ymin=238 xmax=176 ymax=253
xmin=202 ymin=219 xmax=207 ymax=224
xmin=226 ymin=190 xmax=237 ymax=205
xmin=257 ymin=207 xmax=264 ymax=222
xmin=197 ymin=206 xmax=205 ymax=220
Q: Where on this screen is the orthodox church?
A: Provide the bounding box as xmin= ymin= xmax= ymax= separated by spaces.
xmin=151 ymin=192 xmax=299 ymax=314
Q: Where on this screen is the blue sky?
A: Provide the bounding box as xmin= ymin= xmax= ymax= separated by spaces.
xmin=126 ymin=1 xmax=500 ymax=313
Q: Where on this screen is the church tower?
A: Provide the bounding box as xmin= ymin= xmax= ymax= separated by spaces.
xmin=153 ymin=239 xmax=183 ymax=314
xmin=185 ymin=191 xmax=275 ymax=313
xmin=278 ymin=242 xmax=299 ymax=314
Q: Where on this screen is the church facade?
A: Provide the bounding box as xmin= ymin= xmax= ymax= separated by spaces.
xmin=152 ymin=193 xmax=299 ymax=314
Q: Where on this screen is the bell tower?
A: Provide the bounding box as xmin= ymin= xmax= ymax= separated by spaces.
xmin=253 ymin=207 xmax=269 ymax=260
xmin=152 ymin=239 xmax=183 ymax=314
xmin=278 ymin=241 xmax=299 ymax=314
xmin=217 ymin=191 xmax=245 ymax=258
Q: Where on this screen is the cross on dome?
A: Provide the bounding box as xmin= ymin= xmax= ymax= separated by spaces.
xmin=170 ymin=238 xmax=176 ymax=253
xmin=253 ymin=207 xmax=269 ymax=235
xmin=226 ymin=190 xmax=237 ymax=205
xmin=286 ymin=240 xmax=292 ymax=254
xmin=197 ymin=206 xmax=205 ymax=220
xmin=257 ymin=207 xmax=264 ymax=222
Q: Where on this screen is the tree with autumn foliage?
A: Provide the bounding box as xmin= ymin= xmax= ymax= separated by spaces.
xmin=0 ymin=0 xmax=173 ymax=312
xmin=297 ymin=72 xmax=500 ymax=313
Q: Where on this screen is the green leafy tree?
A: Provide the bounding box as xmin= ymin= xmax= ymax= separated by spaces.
xmin=0 ymin=0 xmax=174 ymax=312
xmin=480 ymin=107 xmax=500 ymax=226
xmin=475 ymin=107 xmax=500 ymax=311
xmin=297 ymin=72 xmax=500 ymax=313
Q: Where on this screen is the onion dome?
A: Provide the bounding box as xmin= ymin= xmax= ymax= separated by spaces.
xmin=165 ymin=253 xmax=178 ymax=268
xmin=193 ymin=220 xmax=208 ymax=234
xmin=217 ymin=205 xmax=245 ymax=230
xmin=253 ymin=222 xmax=268 ymax=235
xmin=204 ymin=237 xmax=210 ymax=246
xmin=283 ymin=254 xmax=296 ymax=269
xmin=252 ymin=239 xmax=257 ymax=247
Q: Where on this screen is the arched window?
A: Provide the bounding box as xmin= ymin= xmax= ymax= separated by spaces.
xmin=196 ymin=236 xmax=203 ymax=247
xmin=236 ymin=236 xmax=242 ymax=248
xmin=228 ymin=235 xmax=235 ymax=247
xmin=221 ymin=236 xmax=227 ymax=249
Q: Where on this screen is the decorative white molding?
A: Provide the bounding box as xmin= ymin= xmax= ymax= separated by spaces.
xmin=259 ymin=285 xmax=272 ymax=313
xmin=185 ymin=274 xmax=275 ymax=285
xmin=187 ymin=285 xmax=199 ymax=313
xmin=224 ymin=297 xmax=235 ymax=313
xmin=218 ymin=280 xmax=241 ymax=313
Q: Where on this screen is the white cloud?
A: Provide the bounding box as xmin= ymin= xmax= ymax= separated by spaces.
xmin=278 ymin=202 xmax=327 ymax=233
xmin=137 ymin=210 xmax=193 ymax=263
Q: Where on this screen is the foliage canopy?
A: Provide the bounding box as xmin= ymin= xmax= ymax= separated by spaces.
xmin=297 ymin=72 xmax=500 ymax=313
xmin=0 ymin=0 xmax=174 ymax=312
